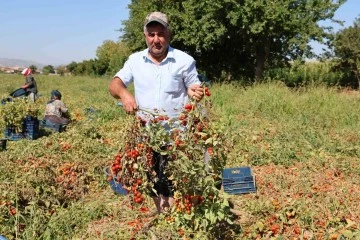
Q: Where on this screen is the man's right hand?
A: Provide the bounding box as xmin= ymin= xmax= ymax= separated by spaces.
xmin=109 ymin=77 xmax=138 ymax=114
xmin=121 ymin=92 xmax=138 ymax=113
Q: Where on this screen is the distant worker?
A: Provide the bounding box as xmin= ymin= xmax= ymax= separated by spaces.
xmin=21 ymin=67 xmax=38 ymax=102
xmin=44 ymin=90 xmax=70 ymax=125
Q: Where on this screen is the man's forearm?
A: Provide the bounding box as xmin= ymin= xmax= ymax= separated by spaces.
xmin=109 ymin=77 xmax=129 ymax=100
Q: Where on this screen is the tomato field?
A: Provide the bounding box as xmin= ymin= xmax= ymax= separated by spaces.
xmin=0 ymin=74 xmax=359 ymax=239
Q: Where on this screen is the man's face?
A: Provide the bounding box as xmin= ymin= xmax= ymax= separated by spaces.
xmin=145 ymin=23 xmax=170 ymax=59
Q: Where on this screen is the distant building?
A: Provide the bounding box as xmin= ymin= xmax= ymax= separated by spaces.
xmin=0 ymin=66 xmax=24 ymax=73
xmin=0 ymin=66 xmax=41 ymax=74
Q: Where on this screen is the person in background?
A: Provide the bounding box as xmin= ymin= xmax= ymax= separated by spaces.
xmin=109 ymin=11 xmax=204 ymax=213
xmin=44 ymin=90 xmax=70 ymax=125
xmin=21 ymin=67 xmax=38 ymax=102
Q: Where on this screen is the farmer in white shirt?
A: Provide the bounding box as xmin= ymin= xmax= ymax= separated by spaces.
xmin=109 ymin=11 xmax=204 ymax=213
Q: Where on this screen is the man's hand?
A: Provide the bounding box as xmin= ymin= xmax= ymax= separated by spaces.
xmin=187 ymin=84 xmax=204 ymax=101
xmin=109 ymin=77 xmax=138 ymax=114
xmin=121 ymin=92 xmax=138 ymax=113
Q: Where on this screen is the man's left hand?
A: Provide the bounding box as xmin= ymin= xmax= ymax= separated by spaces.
xmin=187 ymin=84 xmax=204 ymax=101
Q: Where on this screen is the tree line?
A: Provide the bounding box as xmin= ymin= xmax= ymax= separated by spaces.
xmin=56 ymin=0 xmax=360 ymax=88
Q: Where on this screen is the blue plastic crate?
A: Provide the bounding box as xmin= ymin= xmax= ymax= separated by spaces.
xmin=25 ymin=115 xmax=37 ymax=122
xmin=223 ymin=167 xmax=253 ymax=178
xmin=4 ymin=126 xmax=25 ymax=141
xmin=223 ymin=176 xmax=256 ymax=194
xmin=25 ymin=120 xmax=40 ymax=140
xmin=25 ymin=131 xmax=39 ymax=140
xmin=23 ymin=117 xmax=40 ymax=140
xmin=4 ymin=127 xmax=12 ymax=138
xmin=222 ymin=167 xmax=256 ymax=194
xmin=4 ymin=118 xmax=40 ymax=141
xmin=8 ymin=132 xmax=25 ymax=141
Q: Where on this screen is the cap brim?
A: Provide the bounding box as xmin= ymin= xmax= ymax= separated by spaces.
xmin=145 ymin=19 xmax=168 ymax=28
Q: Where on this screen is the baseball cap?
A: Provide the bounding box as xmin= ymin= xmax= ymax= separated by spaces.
xmin=144 ymin=12 xmax=169 ymax=28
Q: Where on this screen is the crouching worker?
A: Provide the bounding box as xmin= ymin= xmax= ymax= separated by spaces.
xmin=44 ymin=90 xmax=70 ymax=125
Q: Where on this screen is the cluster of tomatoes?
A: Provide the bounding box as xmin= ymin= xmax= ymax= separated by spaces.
xmin=174 ymin=194 xmax=204 ymax=215
xmin=108 ymin=117 xmax=157 ymax=205
xmin=109 ymin=151 xmax=146 ymax=204
xmin=108 ymin=153 xmax=122 ymax=182
xmin=1 ymin=201 xmax=16 ymax=216
xmin=54 ymin=162 xmax=88 ymax=200
xmin=184 ymin=103 xmax=195 ymax=112
xmin=55 ymin=163 xmax=78 ymax=189
xmin=59 ymin=141 xmax=72 ymax=151
xmin=204 ymin=87 xmax=211 ymax=96
xmin=153 ymin=115 xmax=170 ymax=123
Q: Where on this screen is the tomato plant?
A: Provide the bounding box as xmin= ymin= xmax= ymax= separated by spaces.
xmin=106 ymin=86 xmax=237 ymax=239
xmin=0 ymin=97 xmax=41 ymax=132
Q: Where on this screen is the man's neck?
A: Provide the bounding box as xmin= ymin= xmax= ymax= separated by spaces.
xmin=148 ymin=49 xmax=168 ymax=65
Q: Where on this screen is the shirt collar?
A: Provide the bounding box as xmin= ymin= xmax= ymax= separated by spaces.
xmin=142 ymin=46 xmax=174 ymax=63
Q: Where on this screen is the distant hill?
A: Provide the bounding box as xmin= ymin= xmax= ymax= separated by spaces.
xmin=0 ymin=58 xmax=45 ymax=68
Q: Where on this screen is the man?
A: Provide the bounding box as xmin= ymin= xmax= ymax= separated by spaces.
xmin=21 ymin=67 xmax=38 ymax=102
xmin=109 ymin=11 xmax=204 ymax=213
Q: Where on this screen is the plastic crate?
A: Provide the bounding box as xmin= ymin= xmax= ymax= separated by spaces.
xmin=222 ymin=167 xmax=256 ymax=194
xmin=4 ymin=116 xmax=40 ymax=141
xmin=24 ymin=119 xmax=40 ymax=140
xmin=4 ymin=126 xmax=25 ymax=141
xmin=7 ymin=132 xmax=25 ymax=141
xmin=4 ymin=126 xmax=14 ymax=138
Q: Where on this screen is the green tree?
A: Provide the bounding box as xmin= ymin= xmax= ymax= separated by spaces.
xmin=121 ymin=0 xmax=345 ymax=81
xmin=333 ymin=17 xmax=360 ymax=88
xmin=56 ymin=65 xmax=67 ymax=76
xmin=29 ymin=65 xmax=37 ymax=74
xmin=96 ymin=40 xmax=117 ymax=74
xmin=94 ymin=59 xmax=108 ymax=76
xmin=73 ymin=62 xmax=86 ymax=75
xmin=96 ymin=40 xmax=131 ymax=75
xmin=84 ymin=59 xmax=96 ymax=75
xmin=66 ymin=61 xmax=78 ymax=75
xmin=107 ymin=48 xmax=130 ymax=75
xmin=42 ymin=65 xmax=55 ymax=75
xmin=106 ymin=41 xmax=130 ymax=75
xmin=72 ymin=60 xmax=96 ymax=76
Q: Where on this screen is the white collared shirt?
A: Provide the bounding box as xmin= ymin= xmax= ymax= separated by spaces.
xmin=115 ymin=46 xmax=200 ymax=120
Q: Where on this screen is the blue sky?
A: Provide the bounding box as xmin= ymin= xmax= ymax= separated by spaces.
xmin=0 ymin=0 xmax=358 ymax=66
xmin=0 ymin=0 xmax=130 ymax=66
